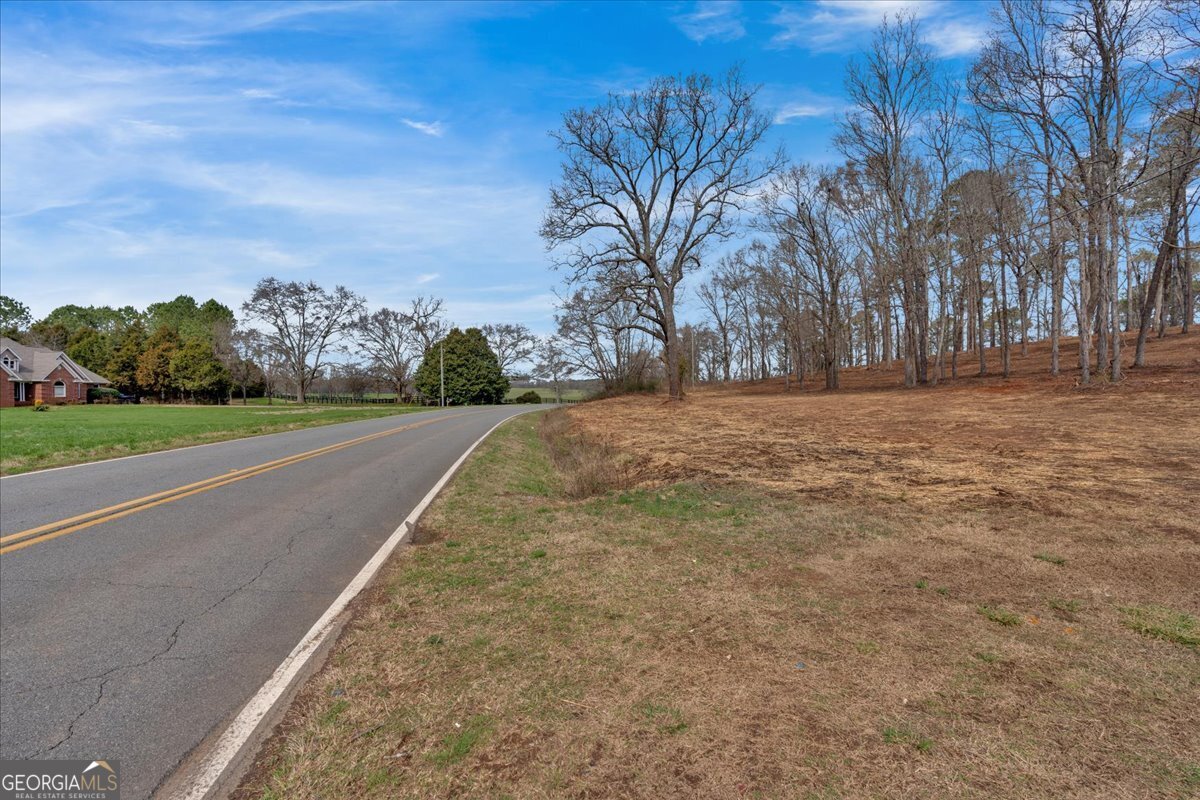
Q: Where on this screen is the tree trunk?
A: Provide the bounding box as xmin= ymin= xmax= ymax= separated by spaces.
xmin=1094 ymin=210 xmax=1110 ymax=379
xmin=826 ymin=298 xmax=841 ymax=390
xmin=976 ymin=268 xmax=987 ymax=376
xmin=1109 ymin=201 xmax=1123 ymax=382
xmin=1135 ymin=176 xmax=1186 ymax=366
xmin=881 ymin=296 xmax=893 ymax=369
xmin=664 ymin=305 xmax=683 ymax=401
xmin=1184 ymin=209 xmax=1193 ymax=335
xmin=999 ymin=250 xmax=1011 ymax=378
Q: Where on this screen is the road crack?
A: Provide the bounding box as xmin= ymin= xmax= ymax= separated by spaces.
xmin=39 ymin=677 xmax=106 ymax=757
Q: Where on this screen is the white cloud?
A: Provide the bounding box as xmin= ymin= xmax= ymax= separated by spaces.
xmin=121 ymin=119 xmax=185 ymax=139
xmin=770 ymin=0 xmax=986 ymax=58
xmin=774 ymin=102 xmax=833 ymax=124
xmin=673 ymin=1 xmax=746 ymax=44
xmin=115 ymin=1 xmax=375 ymax=47
xmin=401 ymin=118 xmax=447 ymax=137
xmin=925 ymin=19 xmax=987 ymax=57
xmin=0 ymin=36 xmax=548 ymax=323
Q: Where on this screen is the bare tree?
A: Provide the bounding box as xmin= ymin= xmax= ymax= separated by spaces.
xmin=241 ymin=278 xmax=365 ymax=404
xmin=555 ymin=288 xmax=657 ymax=392
xmin=533 ymin=336 xmax=570 ymax=403
xmin=1040 ymin=0 xmax=1158 ymax=382
xmin=407 ymin=296 xmax=449 ymax=354
xmin=228 ymin=328 xmax=265 ymax=405
xmin=973 ymin=0 xmax=1069 ymax=374
xmin=355 ymin=308 xmax=422 ymax=402
xmin=923 ymin=79 xmax=963 ymax=383
xmin=758 ymin=165 xmax=855 ymax=389
xmin=1134 ymin=83 xmax=1200 ymax=364
xmin=698 ymin=271 xmax=737 ymax=382
xmin=542 ymin=68 xmax=780 ymax=400
xmin=836 ymin=13 xmax=937 ymax=387
xmin=482 ymin=323 xmax=537 ymax=377
xmin=334 ymin=361 xmax=373 ymax=400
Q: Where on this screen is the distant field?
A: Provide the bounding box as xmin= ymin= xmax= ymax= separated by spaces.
xmin=0 ymin=404 xmax=427 ymax=475
xmin=505 ymin=387 xmax=588 ymax=402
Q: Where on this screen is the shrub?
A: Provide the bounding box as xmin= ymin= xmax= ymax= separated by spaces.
xmin=32 ymin=399 xmax=48 ymax=412
xmin=513 ymin=390 xmax=543 ymax=404
xmin=89 ymin=386 xmax=121 ymax=404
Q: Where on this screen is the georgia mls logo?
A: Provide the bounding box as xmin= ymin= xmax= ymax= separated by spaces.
xmin=0 ymin=758 xmax=120 ymax=800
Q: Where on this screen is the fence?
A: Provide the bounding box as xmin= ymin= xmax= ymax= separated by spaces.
xmin=270 ymin=393 xmax=404 ymax=405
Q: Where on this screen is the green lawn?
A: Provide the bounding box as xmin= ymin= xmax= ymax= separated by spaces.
xmin=0 ymin=403 xmax=428 ymax=475
xmin=504 ymin=387 xmax=588 ymax=402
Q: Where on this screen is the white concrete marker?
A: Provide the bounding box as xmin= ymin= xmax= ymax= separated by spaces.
xmin=174 ymin=408 xmax=539 ymax=800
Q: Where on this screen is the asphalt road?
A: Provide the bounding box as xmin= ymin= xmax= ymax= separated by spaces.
xmin=0 ymin=405 xmax=541 ymax=798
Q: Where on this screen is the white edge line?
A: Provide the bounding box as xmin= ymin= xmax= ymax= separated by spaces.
xmin=176 ymin=407 xmax=541 ymax=800
xmin=0 ymin=406 xmax=470 ymax=481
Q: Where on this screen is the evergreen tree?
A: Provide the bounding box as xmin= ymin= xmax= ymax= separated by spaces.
xmin=0 ymin=295 xmax=32 ymax=338
xmin=137 ymin=327 xmax=180 ymax=401
xmin=66 ymin=328 xmax=113 ymax=374
xmin=169 ymin=337 xmax=232 ymax=402
xmin=106 ymin=321 xmax=147 ymax=394
xmin=413 ymin=327 xmax=508 ymax=405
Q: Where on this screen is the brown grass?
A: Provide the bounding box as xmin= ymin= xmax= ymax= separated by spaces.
xmin=537 ymin=409 xmax=641 ymax=498
xmin=570 ymin=329 xmax=1200 ymax=520
xmin=236 ymin=330 xmax=1199 ymax=800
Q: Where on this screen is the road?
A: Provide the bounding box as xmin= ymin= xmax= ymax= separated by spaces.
xmin=0 ymin=405 xmax=539 ymax=798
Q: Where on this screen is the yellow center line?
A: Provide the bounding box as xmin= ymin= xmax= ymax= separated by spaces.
xmin=0 ymin=411 xmax=482 ymax=556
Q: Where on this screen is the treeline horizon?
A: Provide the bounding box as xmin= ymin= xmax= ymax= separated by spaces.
xmin=0 ymin=281 xmax=544 ymax=405
xmin=541 ymin=0 xmax=1198 ymax=397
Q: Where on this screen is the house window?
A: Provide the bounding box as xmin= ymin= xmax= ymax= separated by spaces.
xmin=54 ymin=380 xmax=66 ymax=398
xmin=1 ymin=356 xmax=15 ymax=370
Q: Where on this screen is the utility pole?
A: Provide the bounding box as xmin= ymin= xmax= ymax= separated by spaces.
xmin=439 ymin=341 xmax=445 ymax=407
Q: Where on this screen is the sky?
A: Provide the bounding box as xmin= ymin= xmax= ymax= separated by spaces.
xmin=0 ymin=0 xmax=994 ymax=332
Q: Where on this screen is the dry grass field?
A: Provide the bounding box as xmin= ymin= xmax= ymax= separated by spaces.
xmin=572 ymin=331 xmax=1200 ymax=521
xmin=238 ymin=330 xmax=1199 ymax=800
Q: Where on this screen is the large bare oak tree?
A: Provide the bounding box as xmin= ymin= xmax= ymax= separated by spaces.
xmin=242 ymin=278 xmax=365 ymax=404
xmin=542 ymin=69 xmax=780 ymax=400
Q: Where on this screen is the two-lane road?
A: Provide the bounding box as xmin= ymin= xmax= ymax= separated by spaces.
xmin=0 ymin=405 xmax=539 ymax=798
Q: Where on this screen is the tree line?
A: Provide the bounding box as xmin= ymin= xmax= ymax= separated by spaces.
xmin=1 ymin=280 xmax=542 ymax=405
xmin=540 ymin=0 xmax=1198 ymax=398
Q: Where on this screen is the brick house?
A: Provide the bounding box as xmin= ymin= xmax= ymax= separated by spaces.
xmin=1 ymin=337 xmax=111 ymax=408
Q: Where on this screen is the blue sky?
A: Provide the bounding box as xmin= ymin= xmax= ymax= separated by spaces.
xmin=0 ymin=0 xmax=993 ymax=332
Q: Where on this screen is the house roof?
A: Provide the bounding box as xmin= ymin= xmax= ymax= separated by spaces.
xmin=0 ymin=337 xmax=110 ymax=384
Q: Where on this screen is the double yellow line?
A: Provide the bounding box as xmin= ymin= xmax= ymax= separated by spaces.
xmin=0 ymin=412 xmax=473 ymax=556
